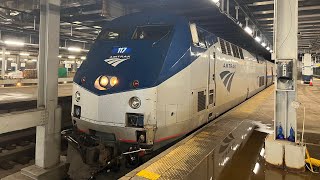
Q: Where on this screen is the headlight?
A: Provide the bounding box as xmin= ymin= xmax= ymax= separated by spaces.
xmin=75 ymin=91 xmax=81 ymax=102
xmin=99 ymin=76 xmax=109 ymax=87
xmin=110 ymin=77 xmax=118 ymax=87
xmin=129 ymin=97 xmax=141 ymax=109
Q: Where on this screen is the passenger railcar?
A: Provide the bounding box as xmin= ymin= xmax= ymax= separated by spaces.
xmin=67 ymin=12 xmax=274 ymax=170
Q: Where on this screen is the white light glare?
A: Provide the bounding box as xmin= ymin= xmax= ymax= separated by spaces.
xmin=58 ymin=55 xmax=62 ymax=58
xmin=270 ymin=50 xmax=273 ymax=53
xmin=4 ymin=40 xmax=25 ymax=46
xmin=266 ymin=47 xmax=270 ymax=51
xmin=67 ymin=47 xmax=81 ymax=52
xmin=19 ymin=52 xmax=30 ymax=56
xmin=253 ymin=163 xmax=260 ymax=174
xmin=255 ymin=36 xmax=261 ymax=43
xmin=212 ymin=0 xmax=219 ymax=3
xmin=0 ymin=51 xmax=10 ymax=55
xmin=260 ymin=148 xmax=265 ymax=157
xmin=244 ymin=26 xmax=253 ymax=35
xmin=261 ymin=42 xmax=267 ymax=47
xmin=80 ymin=56 xmax=86 ymax=60
xmin=68 ymin=55 xmax=76 ymax=59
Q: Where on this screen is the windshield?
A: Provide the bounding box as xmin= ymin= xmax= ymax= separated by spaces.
xmin=98 ymin=30 xmax=122 ymax=40
xmin=132 ymin=25 xmax=172 ymax=40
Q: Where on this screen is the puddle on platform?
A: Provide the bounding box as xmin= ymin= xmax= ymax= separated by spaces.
xmin=218 ymin=131 xmax=320 ymax=180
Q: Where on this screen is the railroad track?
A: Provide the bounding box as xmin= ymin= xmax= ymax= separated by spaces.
xmin=0 ymin=129 xmax=35 ymax=178
xmin=0 ymin=97 xmax=72 ymax=178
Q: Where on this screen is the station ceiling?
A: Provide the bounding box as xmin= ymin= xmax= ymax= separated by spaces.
xmin=0 ymin=0 xmax=319 ymax=59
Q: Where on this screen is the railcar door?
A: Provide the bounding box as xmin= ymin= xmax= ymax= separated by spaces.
xmin=207 ymin=48 xmax=216 ymax=121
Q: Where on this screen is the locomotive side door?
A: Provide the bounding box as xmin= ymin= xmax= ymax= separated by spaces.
xmin=207 ymin=46 xmax=216 ymax=121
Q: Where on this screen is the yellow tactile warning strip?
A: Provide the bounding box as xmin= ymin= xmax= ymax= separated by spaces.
xmin=136 ymin=170 xmax=161 ymax=180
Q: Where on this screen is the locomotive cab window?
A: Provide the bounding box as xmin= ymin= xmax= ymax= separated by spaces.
xmin=132 ymin=25 xmax=172 ymax=40
xmin=98 ymin=30 xmax=121 ymax=40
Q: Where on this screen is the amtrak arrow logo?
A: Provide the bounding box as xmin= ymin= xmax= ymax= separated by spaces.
xmin=104 ymin=58 xmax=129 ymax=67
xmin=220 ymin=71 xmax=235 ymax=92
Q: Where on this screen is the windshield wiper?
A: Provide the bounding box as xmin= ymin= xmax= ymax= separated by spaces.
xmin=152 ymin=30 xmax=171 ymax=47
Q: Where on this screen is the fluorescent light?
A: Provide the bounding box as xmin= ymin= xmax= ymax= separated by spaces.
xmin=19 ymin=52 xmax=30 ymax=56
xmin=244 ymin=26 xmax=253 ymax=35
xmin=261 ymin=42 xmax=266 ymax=47
xmin=4 ymin=40 xmax=24 ymax=46
xmin=73 ymin=21 xmax=82 ymax=24
xmin=0 ymin=51 xmax=10 ymax=55
xmin=80 ymin=56 xmax=86 ymax=60
xmin=93 ymin=26 xmax=102 ymax=29
xmin=68 ymin=55 xmax=76 ymax=59
xmin=260 ymin=148 xmax=265 ymax=157
xmin=212 ymin=0 xmax=219 ymax=3
xmin=67 ymin=47 xmax=81 ymax=52
xmin=266 ymin=47 xmax=270 ymax=51
xmin=58 ymin=55 xmax=62 ymax=58
xmin=8 ymin=58 xmax=13 ymax=60
xmin=255 ymin=36 xmax=261 ymax=43
xmin=31 ymin=59 xmax=37 ymax=62
xmin=270 ymin=50 xmax=273 ymax=53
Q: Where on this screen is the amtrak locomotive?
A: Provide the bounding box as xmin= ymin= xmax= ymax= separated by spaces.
xmin=66 ymin=12 xmax=274 ymax=174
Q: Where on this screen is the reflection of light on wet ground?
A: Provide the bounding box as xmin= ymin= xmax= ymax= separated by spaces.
xmin=253 ymin=162 xmax=260 ymax=174
xmin=218 ymin=130 xmax=320 ymax=180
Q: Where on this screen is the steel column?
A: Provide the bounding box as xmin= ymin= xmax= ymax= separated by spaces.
xmin=274 ymin=0 xmax=298 ymax=141
xmin=36 ymin=0 xmax=61 ymax=168
xmin=1 ymin=47 xmax=5 ymax=79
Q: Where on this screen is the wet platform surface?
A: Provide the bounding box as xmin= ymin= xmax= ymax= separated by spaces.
xmin=0 ymin=84 xmax=72 ymax=104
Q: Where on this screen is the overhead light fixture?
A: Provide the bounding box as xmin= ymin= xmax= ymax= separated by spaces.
xmin=58 ymin=55 xmax=62 ymax=58
xmin=31 ymin=59 xmax=37 ymax=62
xmin=80 ymin=56 xmax=86 ymax=60
xmin=244 ymin=26 xmax=253 ymax=35
xmin=68 ymin=47 xmax=81 ymax=52
xmin=8 ymin=58 xmax=14 ymax=60
xmin=4 ymin=40 xmax=25 ymax=47
xmin=0 ymin=51 xmax=10 ymax=55
xmin=212 ymin=0 xmax=219 ymax=3
xmin=73 ymin=21 xmax=82 ymax=24
xmin=93 ymin=26 xmax=102 ymax=29
xmin=266 ymin=47 xmax=270 ymax=51
xmin=19 ymin=52 xmax=30 ymax=56
xmin=255 ymin=36 xmax=261 ymax=43
xmin=68 ymin=55 xmax=76 ymax=59
xmin=270 ymin=50 xmax=273 ymax=53
xmin=261 ymin=42 xmax=267 ymax=47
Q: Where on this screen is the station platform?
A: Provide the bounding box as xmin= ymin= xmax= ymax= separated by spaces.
xmin=121 ymin=80 xmax=320 ymax=180
xmin=0 ymin=84 xmax=72 ymax=104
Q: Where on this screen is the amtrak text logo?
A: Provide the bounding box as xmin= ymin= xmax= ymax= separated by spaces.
xmin=106 ymin=47 xmax=132 ymax=67
xmin=220 ymin=71 xmax=235 ymax=92
xmin=105 ymin=56 xmax=130 ymax=67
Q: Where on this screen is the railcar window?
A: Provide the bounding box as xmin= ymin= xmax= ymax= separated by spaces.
xmin=132 ymin=25 xmax=171 ymax=40
xmin=98 ymin=30 xmax=121 ymax=40
xmin=226 ymin=42 xmax=232 ymax=56
xmin=219 ymin=38 xmax=227 ymax=54
xmin=231 ymin=44 xmax=239 ymax=58
xmin=239 ymin=47 xmax=244 ymax=59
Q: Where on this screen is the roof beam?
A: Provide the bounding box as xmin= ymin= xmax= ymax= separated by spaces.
xmin=253 ymin=5 xmax=320 ymax=15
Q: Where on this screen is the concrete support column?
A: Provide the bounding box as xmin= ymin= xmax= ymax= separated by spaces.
xmin=36 ymin=0 xmax=61 ymax=169
xmin=274 ymin=0 xmax=298 ymax=141
xmin=73 ymin=59 xmax=77 ymax=72
xmin=265 ymin=0 xmax=305 ymax=171
xmin=16 ymin=55 xmax=21 ymax=70
xmin=1 ymin=47 xmax=5 ymax=79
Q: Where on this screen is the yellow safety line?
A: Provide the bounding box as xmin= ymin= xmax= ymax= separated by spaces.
xmin=136 ymin=170 xmax=161 ymax=180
